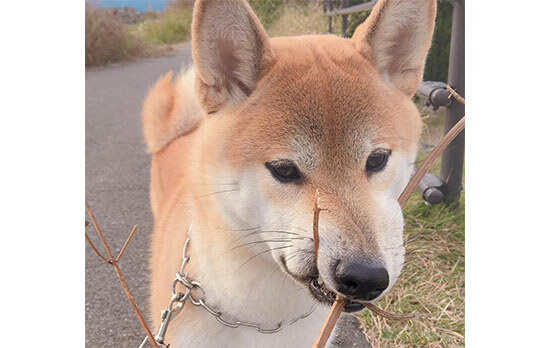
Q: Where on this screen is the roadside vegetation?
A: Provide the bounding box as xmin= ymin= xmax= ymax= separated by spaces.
xmin=85 ymin=1 xmax=192 ymax=67
xmin=266 ymin=2 xmax=326 ymax=37
xmin=85 ymin=2 xmax=153 ymax=66
xmin=131 ymin=1 xmax=192 ymax=45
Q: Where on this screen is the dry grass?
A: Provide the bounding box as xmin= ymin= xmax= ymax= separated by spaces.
xmin=267 ymin=3 xmax=327 ymax=37
xmin=85 ymin=2 xmax=155 ymax=67
xmin=132 ymin=6 xmax=192 ymax=45
xmin=359 ymin=111 xmax=465 ymax=347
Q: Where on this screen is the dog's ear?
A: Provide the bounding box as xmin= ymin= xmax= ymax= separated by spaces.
xmin=191 ymin=0 xmax=275 ymax=114
xmin=352 ymin=0 xmax=437 ymax=97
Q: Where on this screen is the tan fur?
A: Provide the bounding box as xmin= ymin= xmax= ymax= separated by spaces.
xmin=142 ymin=67 xmax=203 ymax=153
xmin=142 ymin=0 xmax=436 ymax=346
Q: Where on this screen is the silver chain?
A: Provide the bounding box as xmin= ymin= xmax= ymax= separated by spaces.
xmin=139 ymin=225 xmax=316 ymax=347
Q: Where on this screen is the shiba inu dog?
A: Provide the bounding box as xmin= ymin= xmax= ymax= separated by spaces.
xmin=142 ymin=0 xmax=436 ymax=346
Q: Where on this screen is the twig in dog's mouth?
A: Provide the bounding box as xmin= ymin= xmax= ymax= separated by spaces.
xmin=312 ymin=189 xmax=322 ymax=265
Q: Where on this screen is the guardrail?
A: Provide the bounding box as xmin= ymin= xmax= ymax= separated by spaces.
xmin=323 ymin=0 xmax=465 ymax=206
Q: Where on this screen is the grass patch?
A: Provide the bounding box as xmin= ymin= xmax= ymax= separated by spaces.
xmin=359 ymin=111 xmax=465 ymax=347
xmin=266 ymin=2 xmax=327 ymax=37
xmin=132 ymin=6 xmax=192 ymax=45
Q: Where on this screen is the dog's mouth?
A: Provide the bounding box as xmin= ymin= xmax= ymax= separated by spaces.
xmin=280 ymin=255 xmax=366 ymax=312
xmin=307 ymin=277 xmax=366 ymax=313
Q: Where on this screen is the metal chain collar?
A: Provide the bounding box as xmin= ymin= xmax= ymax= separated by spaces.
xmin=140 ymin=225 xmax=317 ymax=347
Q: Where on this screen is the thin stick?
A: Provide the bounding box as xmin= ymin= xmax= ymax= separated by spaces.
xmin=313 ymin=295 xmax=346 ymax=348
xmin=312 ymin=190 xmax=347 ymax=348
xmin=312 ymin=189 xmax=322 ymax=265
xmin=398 ymin=116 xmax=465 ymax=207
xmin=85 ymin=202 xmax=159 ymax=348
xmin=85 ymin=232 xmax=109 ymax=264
xmin=116 ymin=224 xmax=138 ymax=262
xmin=364 ymin=303 xmax=416 ymax=321
xmin=446 ymin=85 xmax=465 ymax=105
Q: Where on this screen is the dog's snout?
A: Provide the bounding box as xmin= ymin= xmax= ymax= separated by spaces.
xmin=334 ymin=259 xmax=389 ymax=301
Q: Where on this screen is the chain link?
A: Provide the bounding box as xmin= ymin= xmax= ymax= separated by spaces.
xmin=140 ymin=225 xmax=317 ymax=347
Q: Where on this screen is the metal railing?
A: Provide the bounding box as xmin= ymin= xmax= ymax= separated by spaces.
xmin=322 ymin=0 xmax=465 ymax=206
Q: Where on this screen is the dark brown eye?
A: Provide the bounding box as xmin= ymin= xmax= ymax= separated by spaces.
xmin=366 ymin=149 xmax=391 ymax=173
xmin=265 ymin=160 xmax=302 ymax=183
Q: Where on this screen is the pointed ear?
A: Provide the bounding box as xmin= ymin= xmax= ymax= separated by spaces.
xmin=191 ymin=0 xmax=275 ymax=114
xmin=352 ymin=0 xmax=437 ymax=97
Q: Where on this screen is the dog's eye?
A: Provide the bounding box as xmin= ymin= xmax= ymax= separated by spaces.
xmin=265 ymin=160 xmax=302 ymax=183
xmin=366 ymin=149 xmax=391 ymax=173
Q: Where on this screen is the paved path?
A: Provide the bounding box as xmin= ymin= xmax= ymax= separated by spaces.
xmin=85 ymin=44 xmax=369 ymax=348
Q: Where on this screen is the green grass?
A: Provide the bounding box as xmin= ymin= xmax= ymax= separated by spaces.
xmin=132 ymin=7 xmax=192 ymax=45
xmin=359 ymin=110 xmax=465 ymax=348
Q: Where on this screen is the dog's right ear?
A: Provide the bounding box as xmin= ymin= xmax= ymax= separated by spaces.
xmin=191 ymin=0 xmax=275 ymax=114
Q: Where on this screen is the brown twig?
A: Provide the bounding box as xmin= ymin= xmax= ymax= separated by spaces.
xmin=85 ymin=202 xmax=159 ymax=348
xmin=85 ymin=232 xmax=109 ymax=264
xmin=364 ymin=303 xmax=416 ymax=321
xmin=446 ymin=85 xmax=465 ymax=105
xmin=398 ymin=116 xmax=465 ymax=207
xmin=312 ymin=189 xmax=322 ymax=265
xmin=116 ymin=224 xmax=138 ymax=262
xmin=312 ymin=190 xmax=347 ymax=348
xmin=313 ymin=295 xmax=346 ymax=348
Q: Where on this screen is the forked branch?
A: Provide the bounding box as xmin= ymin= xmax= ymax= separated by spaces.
xmin=85 ymin=202 xmax=159 ymax=348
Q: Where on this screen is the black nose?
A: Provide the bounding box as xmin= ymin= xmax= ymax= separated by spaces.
xmin=334 ymin=260 xmax=390 ymax=301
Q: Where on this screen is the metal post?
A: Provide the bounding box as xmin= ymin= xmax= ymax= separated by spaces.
xmin=341 ymin=0 xmax=348 ymax=37
xmin=328 ymin=0 xmax=333 ymax=34
xmin=440 ymin=0 xmax=465 ymax=206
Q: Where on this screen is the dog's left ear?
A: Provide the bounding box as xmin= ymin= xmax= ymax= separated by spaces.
xmin=352 ymin=0 xmax=437 ymax=97
xmin=191 ymin=0 xmax=275 ymax=114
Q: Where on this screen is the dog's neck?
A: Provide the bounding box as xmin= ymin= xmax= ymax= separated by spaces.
xmin=188 ymin=220 xmax=317 ymax=324
xmin=167 ymin=207 xmax=328 ymax=347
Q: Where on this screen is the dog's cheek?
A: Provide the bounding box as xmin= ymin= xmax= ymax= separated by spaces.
xmin=212 ymin=169 xmax=269 ymax=226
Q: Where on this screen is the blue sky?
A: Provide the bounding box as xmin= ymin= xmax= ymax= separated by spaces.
xmin=99 ymin=0 xmax=170 ymax=12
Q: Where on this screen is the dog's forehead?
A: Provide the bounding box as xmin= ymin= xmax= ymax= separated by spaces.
xmin=238 ymin=35 xmax=412 ymax=169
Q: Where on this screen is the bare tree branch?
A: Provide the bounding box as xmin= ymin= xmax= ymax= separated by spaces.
xmin=85 ymin=202 xmax=159 ymax=348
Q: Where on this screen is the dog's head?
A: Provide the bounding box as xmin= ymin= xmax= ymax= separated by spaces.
xmin=144 ymin=0 xmax=436 ymax=311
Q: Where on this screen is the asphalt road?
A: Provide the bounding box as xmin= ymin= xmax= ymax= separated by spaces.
xmin=85 ymin=44 xmax=369 ymax=348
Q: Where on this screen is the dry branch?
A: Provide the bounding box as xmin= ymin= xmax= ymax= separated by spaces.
xmin=85 ymin=202 xmax=159 ymax=348
xmin=311 ymin=191 xmax=348 ymax=348
xmin=313 ymin=295 xmax=346 ymax=348
xmin=446 ymin=85 xmax=465 ymax=105
xmin=398 ymin=116 xmax=465 ymax=207
xmin=363 ymin=303 xmax=416 ymax=321
xmin=312 ymin=189 xmax=322 ymax=265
